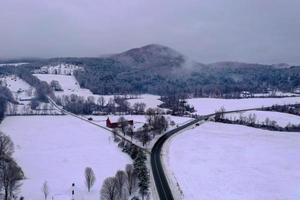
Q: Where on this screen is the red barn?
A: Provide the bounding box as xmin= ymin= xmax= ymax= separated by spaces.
xmin=106 ymin=117 xmax=134 ymax=128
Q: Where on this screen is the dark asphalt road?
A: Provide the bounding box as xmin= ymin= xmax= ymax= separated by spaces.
xmin=151 ymin=117 xmax=205 ymax=200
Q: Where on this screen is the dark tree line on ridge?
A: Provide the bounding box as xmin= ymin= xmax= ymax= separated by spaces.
xmin=70 ymin=57 xmax=300 ymax=97
xmin=2 ymin=57 xmax=300 ymax=104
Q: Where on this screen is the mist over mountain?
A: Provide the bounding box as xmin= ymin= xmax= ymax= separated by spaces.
xmin=107 ymin=44 xmax=293 ymax=72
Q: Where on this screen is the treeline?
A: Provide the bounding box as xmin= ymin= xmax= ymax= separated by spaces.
xmin=5 ymin=103 xmax=62 ymax=116
xmin=159 ymin=95 xmax=195 ymax=115
xmin=56 ymin=93 xmax=196 ymax=117
xmin=0 ymin=87 xmax=15 ymax=122
xmin=101 ymin=128 xmax=151 ymax=200
xmin=100 ymin=154 xmax=149 ymax=200
xmin=55 ymin=95 xmax=147 ymax=115
xmin=113 ymin=142 xmax=149 ymax=200
xmin=215 ymin=111 xmax=300 ymax=132
xmin=261 ymin=104 xmax=300 ymax=116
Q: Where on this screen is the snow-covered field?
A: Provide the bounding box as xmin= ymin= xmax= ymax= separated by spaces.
xmin=165 ymin=122 xmax=300 ymax=200
xmin=127 ymin=94 xmax=163 ymax=109
xmin=225 ymin=110 xmax=300 ymax=127
xmin=0 ymin=116 xmax=130 ymax=200
xmin=34 ymin=74 xmax=93 ymax=97
xmin=188 ymin=97 xmax=300 ymax=115
xmin=0 ymin=75 xmax=34 ymax=100
xmin=34 ymin=74 xmax=122 ymax=104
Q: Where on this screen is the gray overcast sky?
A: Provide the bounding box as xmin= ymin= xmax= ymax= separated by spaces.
xmin=0 ymin=0 xmax=300 ymax=64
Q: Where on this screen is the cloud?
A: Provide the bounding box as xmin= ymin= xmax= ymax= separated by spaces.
xmin=0 ymin=0 xmax=299 ymax=65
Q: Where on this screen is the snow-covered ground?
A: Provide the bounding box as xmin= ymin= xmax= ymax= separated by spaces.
xmin=188 ymin=97 xmax=300 ymax=115
xmin=0 ymin=75 xmax=34 ymax=100
xmin=0 ymin=116 xmax=130 ymax=200
xmin=0 ymin=75 xmax=58 ymax=115
xmin=165 ymin=122 xmax=300 ymax=200
xmin=34 ymin=74 xmax=117 ymax=102
xmin=127 ymin=94 xmax=163 ymax=109
xmin=34 ymin=74 xmax=93 ymax=96
xmin=225 ymin=110 xmax=300 ymax=127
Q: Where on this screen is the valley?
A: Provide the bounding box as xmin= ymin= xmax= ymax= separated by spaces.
xmin=0 ymin=46 xmax=300 ymax=200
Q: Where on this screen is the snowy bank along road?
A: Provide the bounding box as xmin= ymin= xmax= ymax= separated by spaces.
xmin=151 ymin=107 xmax=269 ymax=200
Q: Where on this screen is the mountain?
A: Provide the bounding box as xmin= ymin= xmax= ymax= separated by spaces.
xmin=110 ymin=45 xmax=293 ymax=72
xmin=111 ymin=44 xmax=186 ymax=70
xmin=10 ymin=43 xmax=299 ymax=96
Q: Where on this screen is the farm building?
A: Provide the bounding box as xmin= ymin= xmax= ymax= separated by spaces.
xmin=106 ymin=117 xmax=133 ymax=128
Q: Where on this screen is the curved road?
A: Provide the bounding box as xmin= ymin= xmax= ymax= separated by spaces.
xmin=151 ymin=117 xmax=206 ymax=200
xmin=151 ymin=108 xmax=264 ymax=199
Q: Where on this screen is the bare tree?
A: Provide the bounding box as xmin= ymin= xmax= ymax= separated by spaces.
xmin=112 ymin=129 xmax=120 ymax=142
xmin=42 ymin=181 xmax=49 ymax=200
xmin=100 ymin=177 xmax=118 ymax=200
xmin=125 ymin=164 xmax=137 ymax=195
xmin=146 ymin=115 xmax=168 ymax=134
xmin=118 ymin=117 xmax=128 ymax=136
xmin=97 ymin=96 xmax=106 ymax=107
xmin=265 ymin=117 xmax=271 ymax=126
xmin=85 ymin=167 xmax=96 ymax=192
xmin=0 ymin=156 xmax=24 ymax=200
xmin=0 ymin=132 xmax=14 ymax=157
xmin=12 ymin=104 xmax=18 ymax=115
xmin=141 ymin=130 xmax=151 ymax=146
xmin=125 ymin=126 xmax=134 ymax=141
xmin=248 ymin=113 xmax=257 ymax=125
xmin=133 ymin=102 xmax=146 ymax=114
xmin=170 ymin=120 xmax=176 ymax=127
xmin=115 ymin=170 xmax=128 ymax=199
xmin=50 ymin=80 xmax=63 ymax=91
xmin=219 ymin=106 xmax=226 ymax=119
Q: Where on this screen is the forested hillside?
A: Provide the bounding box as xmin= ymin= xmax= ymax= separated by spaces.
xmin=72 ymin=44 xmax=300 ymax=96
xmin=1 ymin=44 xmax=300 ymax=97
